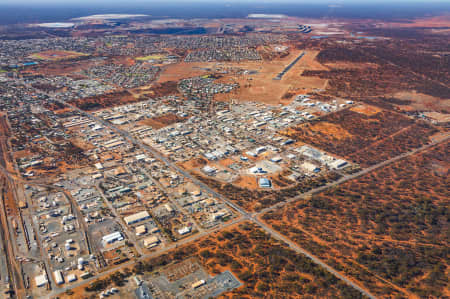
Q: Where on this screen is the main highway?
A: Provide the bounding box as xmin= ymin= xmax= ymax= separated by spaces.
xmin=11 ymin=94 xmax=449 ymax=299
xmin=53 ymin=99 xmax=381 ymax=298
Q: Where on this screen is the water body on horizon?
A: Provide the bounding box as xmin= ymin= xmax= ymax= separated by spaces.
xmin=0 ymin=1 xmax=448 ymax=25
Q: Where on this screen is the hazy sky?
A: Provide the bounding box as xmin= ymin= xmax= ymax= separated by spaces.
xmin=1 ymin=0 xmax=449 ymax=4
xmin=0 ymin=0 xmax=447 ymax=25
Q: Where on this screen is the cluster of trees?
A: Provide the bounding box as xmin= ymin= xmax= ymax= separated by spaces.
xmin=31 ymin=82 xmax=59 ymax=92
xmin=356 ymin=243 xmax=448 ymax=297
xmin=88 ymin=222 xmax=365 ymax=298
xmin=202 ymin=224 xmax=363 ymax=298
xmin=311 ymin=39 xmax=449 ymax=98
xmin=283 ymin=109 xmax=437 ymax=167
xmin=144 ymin=81 xmax=179 ymax=98
xmin=316 ymin=46 xmax=373 ymax=64
xmin=303 ymin=61 xmax=450 ymax=99
xmin=261 ymin=142 xmax=449 ymax=297
xmin=196 ymin=171 xmax=341 ymax=212
xmin=85 ymin=268 xmax=133 ymax=292
xmin=62 ymin=141 xmax=87 ymax=162
xmin=194 ymin=173 xmax=270 ymax=210
xmin=69 ymin=90 xmax=134 ymax=111
xmin=42 ymin=100 xmax=66 ymax=111
xmin=262 ymin=209 xmax=406 ymax=298
xmin=362 ymin=40 xmax=449 ymax=85
xmin=348 ymin=122 xmax=437 ymax=167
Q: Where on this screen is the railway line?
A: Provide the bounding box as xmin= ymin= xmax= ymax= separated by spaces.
xmin=0 ymin=179 xmax=24 ymax=298
xmin=1 ymin=92 xmax=447 ymax=298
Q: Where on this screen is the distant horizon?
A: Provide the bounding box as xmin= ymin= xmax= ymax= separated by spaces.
xmin=0 ymin=0 xmax=448 ymax=25
xmin=1 ymin=0 xmax=450 ymax=4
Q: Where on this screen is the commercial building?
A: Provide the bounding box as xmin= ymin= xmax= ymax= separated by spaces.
xmin=53 ymin=270 xmax=64 ymax=285
xmin=143 ymin=236 xmax=160 ymax=248
xmin=135 ymin=225 xmax=147 ymax=236
xmin=210 ymin=209 xmax=230 ymax=221
xmin=202 ymin=165 xmax=216 ymax=175
xmin=327 ymin=159 xmax=348 ymax=169
xmin=102 ymin=231 xmax=124 ymax=246
xmin=67 ymin=274 xmax=77 ymax=283
xmin=259 ymin=178 xmax=272 ymax=188
xmin=35 ymin=274 xmax=48 ymax=287
xmin=301 ymin=161 xmax=320 ymax=173
xmin=178 ymin=226 xmax=192 ymax=235
xmin=124 ymin=211 xmax=151 ymax=225
xmin=270 ymin=156 xmax=282 ymax=163
xmin=192 ymin=280 xmax=206 ymax=289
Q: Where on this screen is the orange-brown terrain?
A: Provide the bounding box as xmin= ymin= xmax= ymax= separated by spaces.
xmin=192 ymin=171 xmax=341 ymax=212
xmin=8 ymin=111 xmax=90 ymax=177
xmin=136 ymin=81 xmax=180 ymax=98
xmin=390 ymin=91 xmax=450 ymax=115
xmin=1 ymin=12 xmax=449 ymax=299
xmin=23 ymin=141 xmax=89 ymax=177
xmin=68 ymin=80 xmax=180 ymax=111
xmin=68 ymin=90 xmax=136 ymax=111
xmin=378 ymin=15 xmax=450 ymax=29
xmin=29 ymin=50 xmax=89 ymax=61
xmin=73 ymin=223 xmax=365 ymax=299
xmin=300 ymin=35 xmax=450 ymax=104
xmin=27 ymin=59 xmax=98 ymax=78
xmin=138 ymin=113 xmax=188 ymax=129
xmin=157 ymin=49 xmax=328 ymax=105
xmin=157 ymin=61 xmax=210 ymax=83
xmin=281 ymin=106 xmax=439 ymax=167
xmin=214 ymin=49 xmax=329 ymax=104
xmin=262 ymin=140 xmax=449 ymax=298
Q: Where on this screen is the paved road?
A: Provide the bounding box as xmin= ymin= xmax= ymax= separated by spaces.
xmin=274 ymin=51 xmax=306 ymax=80
xmin=54 ymin=99 xmax=379 ymax=298
xmin=253 ymin=217 xmax=376 ymax=299
xmin=54 ymin=99 xmax=250 ymax=218
xmin=28 ymin=97 xmax=450 ymax=299
xmin=0 ymin=164 xmax=234 ymax=298
xmin=256 ymin=132 xmax=449 ymax=216
xmin=44 ymin=216 xmax=245 ymax=299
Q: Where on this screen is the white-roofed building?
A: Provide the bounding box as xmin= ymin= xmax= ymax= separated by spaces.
xmin=102 ymin=231 xmax=124 ymax=246
xmin=35 ymin=274 xmax=48 ymax=287
xmin=67 ymin=274 xmax=77 ymax=282
xmin=53 ymin=270 xmax=64 ymax=285
xmin=124 ymin=211 xmax=150 ymax=225
xmin=143 ymin=236 xmax=160 ymax=248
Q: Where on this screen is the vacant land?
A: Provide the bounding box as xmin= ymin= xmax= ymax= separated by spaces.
xmin=262 ymin=141 xmax=449 ymax=298
xmin=390 ymin=91 xmax=450 ymax=114
xmin=193 ymin=171 xmax=341 ymax=212
xmin=135 ymin=54 xmax=167 ymax=61
xmin=138 ymin=113 xmax=187 ymax=129
xmin=216 ymin=50 xmax=328 ymax=104
xmin=68 ymin=90 xmax=136 ymax=111
xmin=157 ymin=62 xmax=210 ymax=83
xmin=29 ymin=50 xmax=89 ymax=61
xmin=303 ymin=38 xmax=450 ymax=103
xmin=137 ymin=81 xmax=180 ymax=98
xmin=159 ymin=49 xmax=328 ymax=105
xmin=81 ymin=223 xmax=364 ymax=299
xmin=281 ymin=106 xmax=438 ymax=167
xmin=28 ymin=58 xmax=100 ymax=78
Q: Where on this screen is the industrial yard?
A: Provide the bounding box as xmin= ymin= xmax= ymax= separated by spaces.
xmin=0 ymin=9 xmax=448 ymax=299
